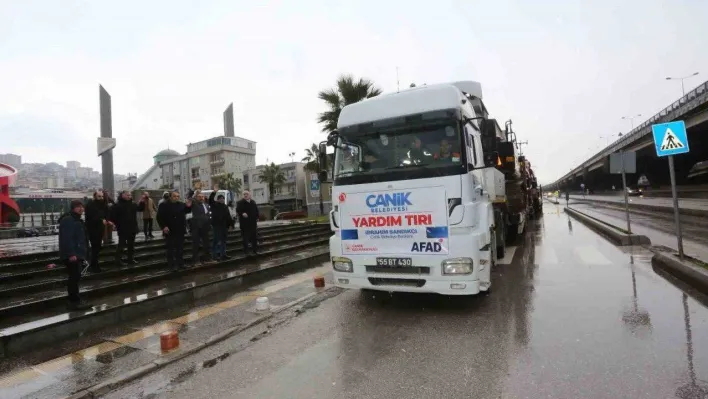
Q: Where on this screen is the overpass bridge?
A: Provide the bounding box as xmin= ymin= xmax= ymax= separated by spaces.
xmin=545 ymin=80 xmax=708 ymax=193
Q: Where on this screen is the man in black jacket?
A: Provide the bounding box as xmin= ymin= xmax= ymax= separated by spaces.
xmin=157 ymin=191 xmax=191 ymax=271
xmin=59 ymin=200 xmax=92 ymax=310
xmin=190 ymin=191 xmax=213 ymax=266
xmin=209 ymin=185 xmax=234 ymax=260
xmin=84 ymin=189 xmax=113 ymax=273
xmin=110 ymin=190 xmax=140 ymax=266
xmin=236 ymin=190 xmax=260 ymax=255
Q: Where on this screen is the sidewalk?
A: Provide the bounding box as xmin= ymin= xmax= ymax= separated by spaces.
xmin=0 ymin=265 xmax=335 ymax=399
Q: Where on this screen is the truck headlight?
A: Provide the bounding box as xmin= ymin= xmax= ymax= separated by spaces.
xmin=332 ymin=256 xmax=353 ymax=272
xmin=441 ymin=258 xmax=473 ymax=275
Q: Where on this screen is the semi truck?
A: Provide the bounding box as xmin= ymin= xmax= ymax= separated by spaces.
xmin=481 ymin=119 xmax=542 ymax=259
xmin=317 ymin=80 xmax=537 ymax=296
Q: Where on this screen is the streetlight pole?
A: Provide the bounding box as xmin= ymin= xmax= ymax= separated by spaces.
xmin=622 ymin=114 xmax=642 ymax=130
xmin=666 ymin=72 xmax=699 ymax=97
xmin=288 ymin=152 xmax=298 ymax=211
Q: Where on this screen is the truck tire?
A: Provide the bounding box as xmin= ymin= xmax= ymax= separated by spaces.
xmin=494 ymin=210 xmax=506 ymax=260
xmin=506 ymin=223 xmax=518 ymax=244
xmin=496 ymin=228 xmax=506 ymax=260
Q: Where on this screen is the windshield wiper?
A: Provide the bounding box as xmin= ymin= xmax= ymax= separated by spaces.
xmin=385 ymin=163 xmax=431 ymax=170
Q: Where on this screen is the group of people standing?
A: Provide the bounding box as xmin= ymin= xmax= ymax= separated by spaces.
xmin=57 ymin=186 xmax=260 ymax=310
xmin=157 ymin=185 xmax=260 ymax=270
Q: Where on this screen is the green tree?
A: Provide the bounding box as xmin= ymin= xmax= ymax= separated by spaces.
xmin=317 ymin=74 xmax=382 ymax=133
xmin=302 ymin=143 xmax=336 ymax=215
xmin=216 ymin=172 xmax=242 ymax=194
xmin=302 ymin=143 xmax=319 ymax=172
xmin=257 ymin=163 xmax=286 ymax=205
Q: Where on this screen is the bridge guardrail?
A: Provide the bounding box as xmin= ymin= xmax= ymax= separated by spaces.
xmin=551 ymin=80 xmax=708 ymax=187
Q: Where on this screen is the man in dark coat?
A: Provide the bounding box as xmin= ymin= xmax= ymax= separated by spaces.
xmin=157 ymin=191 xmax=191 ymax=271
xmin=189 ymin=190 xmax=213 ymax=266
xmin=236 ymin=190 xmax=260 ymax=255
xmin=110 ymin=190 xmax=140 ymax=266
xmin=59 ymin=200 xmax=92 ymax=310
xmin=209 ymin=185 xmax=234 ymax=260
xmin=84 ymin=189 xmax=113 ymax=273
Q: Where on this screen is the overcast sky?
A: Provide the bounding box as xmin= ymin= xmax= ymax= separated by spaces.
xmin=1 ymin=0 xmax=706 ymax=183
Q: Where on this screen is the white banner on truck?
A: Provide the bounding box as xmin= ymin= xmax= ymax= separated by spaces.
xmin=338 ymin=186 xmax=449 ymax=255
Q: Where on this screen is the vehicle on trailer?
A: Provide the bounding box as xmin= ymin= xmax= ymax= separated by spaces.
xmin=318 ymin=81 xmax=536 ymax=296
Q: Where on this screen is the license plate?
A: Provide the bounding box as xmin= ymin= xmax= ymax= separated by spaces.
xmin=376 ymin=257 xmax=412 ymax=267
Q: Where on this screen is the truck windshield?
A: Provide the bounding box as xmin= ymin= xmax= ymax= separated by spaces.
xmin=333 ymin=122 xmax=464 ymax=185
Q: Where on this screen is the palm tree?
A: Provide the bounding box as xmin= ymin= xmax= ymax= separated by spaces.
xmin=257 ymin=163 xmax=286 ymax=205
xmin=216 ymin=172 xmax=242 ymax=195
xmin=317 ymin=74 xmax=382 ymax=133
xmin=302 ymin=144 xmax=319 ymax=172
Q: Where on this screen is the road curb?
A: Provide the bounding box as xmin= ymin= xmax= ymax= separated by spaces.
xmin=651 ymin=251 xmax=708 ymax=295
xmin=61 ymin=286 xmax=337 ymax=399
xmin=564 ymin=207 xmax=651 ymax=246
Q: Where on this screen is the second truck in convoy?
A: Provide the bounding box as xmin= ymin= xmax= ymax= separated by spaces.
xmin=318 ymin=80 xmax=540 ymax=296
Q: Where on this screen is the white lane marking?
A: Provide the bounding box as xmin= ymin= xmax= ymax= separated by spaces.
xmin=574 ymin=245 xmax=612 ymax=265
xmin=498 ymin=246 xmax=517 ymax=265
xmin=535 ymin=246 xmax=559 ymax=265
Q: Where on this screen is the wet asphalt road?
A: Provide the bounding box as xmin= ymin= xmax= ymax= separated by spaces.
xmin=107 ymin=203 xmax=708 ymax=399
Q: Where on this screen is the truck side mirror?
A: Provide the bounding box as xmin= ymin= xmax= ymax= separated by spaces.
xmin=318 ymin=142 xmax=328 ymax=178
xmin=480 ymin=119 xmax=497 ymax=138
xmin=318 ymin=170 xmax=328 ymax=183
xmin=326 ymin=130 xmax=339 ymax=147
xmin=483 ymin=152 xmax=498 ymax=168
xmin=479 ymin=119 xmax=498 ymax=152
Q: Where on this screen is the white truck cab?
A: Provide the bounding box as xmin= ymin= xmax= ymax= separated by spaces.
xmin=324 ymin=81 xmax=502 ymax=295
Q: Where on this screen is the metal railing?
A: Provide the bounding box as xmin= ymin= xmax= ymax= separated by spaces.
xmin=550 ymin=80 xmax=708 ymax=186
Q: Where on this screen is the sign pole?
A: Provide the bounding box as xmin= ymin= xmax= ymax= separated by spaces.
xmin=651 ymin=120 xmax=689 ymax=261
xmin=620 ymin=151 xmax=632 ymax=234
xmin=668 ymin=155 xmax=684 ymax=260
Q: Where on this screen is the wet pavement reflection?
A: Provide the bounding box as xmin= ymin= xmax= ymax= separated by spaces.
xmin=116 ymin=202 xmax=708 ymax=399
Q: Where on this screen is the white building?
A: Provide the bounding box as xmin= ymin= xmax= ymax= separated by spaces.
xmin=0 ymin=153 xmax=21 ymax=168
xmin=76 ymin=166 xmax=92 ymax=179
xmin=45 ymin=176 xmax=65 ymax=189
xmin=159 ymin=136 xmax=257 ymax=195
xmin=66 ymin=161 xmax=80 ymax=170
xmin=243 ymin=162 xmax=306 ymax=212
xmin=130 ymin=149 xmax=180 ymax=191
xmin=117 ymin=174 xmax=137 ymax=192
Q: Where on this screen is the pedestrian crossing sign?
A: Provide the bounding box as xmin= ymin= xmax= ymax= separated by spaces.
xmin=651 ymin=121 xmax=689 ymax=157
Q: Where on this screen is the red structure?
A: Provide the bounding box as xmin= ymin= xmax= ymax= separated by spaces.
xmin=0 ymin=163 xmax=20 ymax=226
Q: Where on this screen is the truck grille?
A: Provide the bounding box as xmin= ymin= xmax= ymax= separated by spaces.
xmin=365 ymin=266 xmax=431 ymax=275
xmin=368 ymin=278 xmax=426 ymax=288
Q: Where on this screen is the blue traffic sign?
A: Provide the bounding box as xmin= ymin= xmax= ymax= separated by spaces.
xmin=310 ymin=180 xmax=320 ymax=190
xmin=651 ymin=121 xmax=689 ymax=157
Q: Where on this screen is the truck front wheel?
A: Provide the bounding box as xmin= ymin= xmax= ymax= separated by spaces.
xmin=506 ymin=223 xmax=519 ymax=244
